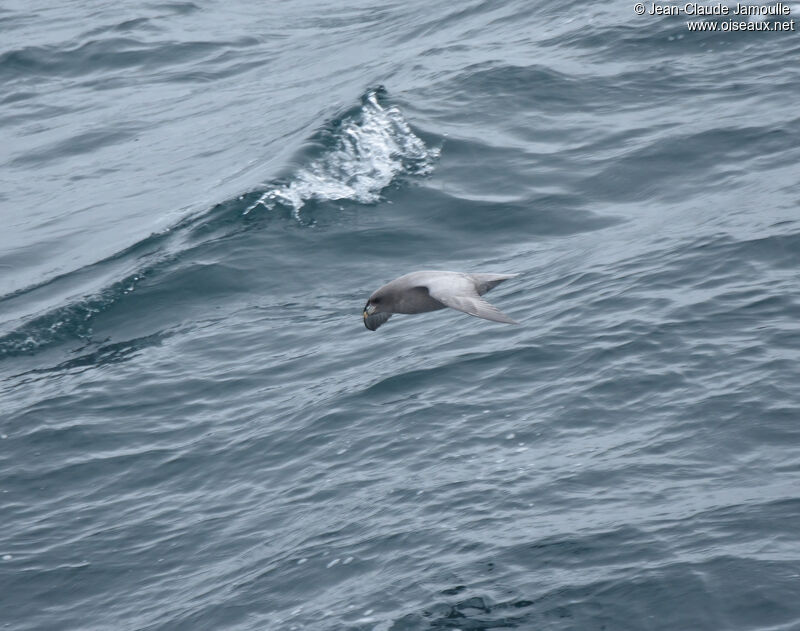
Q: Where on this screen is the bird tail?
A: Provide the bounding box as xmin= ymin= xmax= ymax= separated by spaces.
xmin=470 ymin=273 xmax=518 ymax=296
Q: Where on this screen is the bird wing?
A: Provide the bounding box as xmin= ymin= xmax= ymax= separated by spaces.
xmin=364 ymin=312 xmax=392 ymax=331
xmin=424 ymin=274 xmax=518 ymax=325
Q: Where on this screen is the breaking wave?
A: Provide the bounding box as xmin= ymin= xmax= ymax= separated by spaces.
xmin=245 ymin=88 xmax=439 ymax=216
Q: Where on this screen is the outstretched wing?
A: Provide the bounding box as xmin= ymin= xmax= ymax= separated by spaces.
xmin=364 ymin=311 xmax=392 ymax=331
xmin=425 ymin=274 xmax=518 ymax=325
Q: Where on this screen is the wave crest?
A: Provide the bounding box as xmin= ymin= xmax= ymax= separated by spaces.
xmin=246 ymin=89 xmax=438 ymax=216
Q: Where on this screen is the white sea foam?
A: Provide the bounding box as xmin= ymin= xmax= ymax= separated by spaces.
xmin=246 ymin=91 xmax=438 ymax=217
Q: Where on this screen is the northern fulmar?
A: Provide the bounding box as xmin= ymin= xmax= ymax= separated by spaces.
xmin=363 ymin=270 xmax=518 ymax=331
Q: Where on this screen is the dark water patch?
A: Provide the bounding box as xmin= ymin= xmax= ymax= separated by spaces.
xmin=145 ymin=55 xmax=266 ymax=84
xmin=580 ymin=123 xmax=800 ymax=203
xmin=430 ymin=136 xmax=580 ymax=199
xmin=80 ymin=43 xmax=267 ymax=89
xmin=689 ymin=229 xmax=800 ymax=271
xmin=0 ymin=288 xmax=129 ymax=359
xmin=0 ymin=101 xmax=83 ymax=130
xmin=0 ymin=249 xmax=255 ymax=363
xmin=81 ymin=16 xmax=160 ymax=39
xmin=385 ymin=188 xmax=622 ymax=248
xmin=9 ymin=124 xmax=144 ymax=167
xmin=448 ymin=63 xmax=591 ymax=112
xmin=113 ymin=16 xmax=156 ymax=33
xmin=0 ymin=90 xmax=38 ymax=104
xmin=392 ymin=1 xmax=517 ymax=47
xmin=423 ymin=595 xmax=531 ymax=629
xmin=437 ymin=61 xmax=737 ymax=117
xmin=668 ymin=498 xmax=800 ymax=553
xmin=0 ymin=11 xmax=39 ymax=32
xmin=503 ymin=525 xmax=660 ymax=577
xmin=0 ymin=37 xmax=258 ymax=84
xmin=5 ymin=331 xmax=170 ymax=385
xmin=145 ymin=1 xmax=202 ymax=15
xmin=414 ymin=550 xmax=800 ymax=631
xmin=0 ymin=245 xmax=170 ymax=361
xmin=0 ymin=225 xmax=200 ymax=361
xmin=294 ymin=6 xmax=401 ymax=32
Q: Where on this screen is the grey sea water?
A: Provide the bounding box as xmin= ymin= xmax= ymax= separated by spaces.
xmin=2 ymin=1 xmax=800 ymax=629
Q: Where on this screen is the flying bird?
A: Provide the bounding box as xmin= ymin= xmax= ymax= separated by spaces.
xmin=362 ymin=270 xmax=519 ymax=331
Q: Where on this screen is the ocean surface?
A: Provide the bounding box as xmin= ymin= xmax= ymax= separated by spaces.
xmin=2 ymin=1 xmax=800 ymax=629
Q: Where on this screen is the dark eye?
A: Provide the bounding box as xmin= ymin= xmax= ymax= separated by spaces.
xmin=372 ymin=297 xmax=381 ymax=304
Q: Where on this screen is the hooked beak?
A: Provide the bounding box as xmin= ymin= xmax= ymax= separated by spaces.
xmin=363 ymin=301 xmax=390 ymax=331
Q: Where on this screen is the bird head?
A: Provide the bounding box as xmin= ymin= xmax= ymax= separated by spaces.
xmin=362 ymin=292 xmax=391 ymax=331
xmin=363 ymin=293 xmax=384 ymax=316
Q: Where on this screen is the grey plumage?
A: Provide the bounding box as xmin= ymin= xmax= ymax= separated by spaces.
xmin=363 ymin=270 xmax=518 ymax=331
